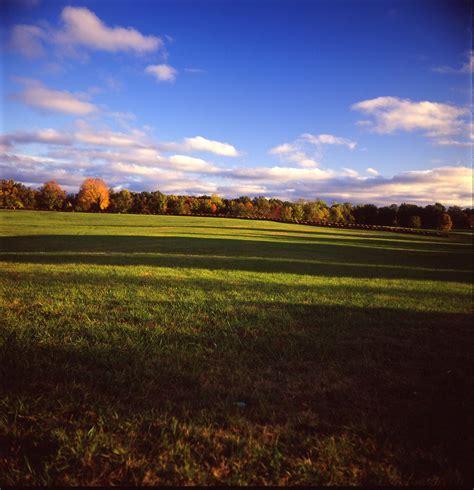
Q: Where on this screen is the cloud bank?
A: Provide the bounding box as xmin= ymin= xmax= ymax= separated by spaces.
xmin=1 ymin=121 xmax=471 ymax=206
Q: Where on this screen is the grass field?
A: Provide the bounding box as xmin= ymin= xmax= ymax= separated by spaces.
xmin=0 ymin=210 xmax=472 ymax=485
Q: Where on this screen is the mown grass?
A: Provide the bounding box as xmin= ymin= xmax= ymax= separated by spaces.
xmin=0 ymin=210 xmax=472 ymax=485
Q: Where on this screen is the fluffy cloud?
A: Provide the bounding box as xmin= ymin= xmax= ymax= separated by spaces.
xmin=15 ymin=79 xmax=98 ymax=115
xmin=300 ymin=133 xmax=357 ymax=150
xmin=352 ymin=96 xmax=468 ymax=138
xmin=145 ymin=64 xmax=178 ymax=82
xmin=269 ymin=132 xmax=355 ymax=168
xmin=168 ymin=155 xmax=219 ymax=173
xmin=342 ymin=168 xmax=360 ymax=178
xmin=366 ymin=167 xmax=380 ymax=176
xmin=10 ymin=7 xmax=163 ymax=58
xmin=75 ymin=121 xmax=148 ymax=147
xmin=160 ymin=136 xmax=240 ymax=157
xmin=57 ymin=6 xmax=161 ymax=53
xmin=48 ymin=145 xmax=219 ymax=175
xmin=0 ymin=129 xmax=74 ymax=148
xmin=225 ymin=166 xmax=334 ymax=182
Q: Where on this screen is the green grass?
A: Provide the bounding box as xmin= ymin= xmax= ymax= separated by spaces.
xmin=0 ymin=210 xmax=472 ymax=485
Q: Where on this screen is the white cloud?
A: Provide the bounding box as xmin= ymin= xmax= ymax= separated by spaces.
xmin=56 ymin=6 xmax=162 ymax=54
xmin=269 ymin=132 xmax=355 ymax=169
xmin=0 ymin=129 xmax=74 ymax=148
xmin=366 ymin=167 xmax=380 ymax=176
xmin=301 ymin=133 xmax=357 ymax=150
xmin=433 ymin=51 xmax=474 ymax=74
xmin=110 ymin=162 xmax=180 ymax=178
xmin=269 ymin=143 xmax=296 ymax=155
xmin=15 ymin=79 xmax=98 ymax=115
xmin=342 ymin=168 xmax=359 ymax=178
xmin=352 ymin=96 xmax=468 ymax=138
xmin=44 ymin=144 xmax=219 ymax=175
xmin=145 ymin=64 xmax=178 ymax=82
xmin=226 ymin=166 xmax=334 ymax=183
xmin=160 ymin=136 xmax=240 ymax=157
xmin=11 ymin=6 xmax=163 ymax=59
xmin=74 ymin=121 xmax=147 ymax=147
xmin=168 ymin=155 xmax=219 ymax=173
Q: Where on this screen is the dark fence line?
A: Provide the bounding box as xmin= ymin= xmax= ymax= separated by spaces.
xmin=163 ymin=212 xmax=450 ymax=238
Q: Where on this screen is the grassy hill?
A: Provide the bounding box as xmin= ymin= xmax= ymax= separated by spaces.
xmin=0 ymin=210 xmax=472 ymax=485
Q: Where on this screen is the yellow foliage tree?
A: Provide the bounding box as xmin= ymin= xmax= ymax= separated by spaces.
xmin=77 ymin=178 xmax=110 ymax=211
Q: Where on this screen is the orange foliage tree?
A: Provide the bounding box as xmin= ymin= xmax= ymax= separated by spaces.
xmin=77 ymin=178 xmax=110 ymax=211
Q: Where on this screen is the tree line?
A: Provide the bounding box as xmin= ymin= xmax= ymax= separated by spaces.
xmin=1 ymin=178 xmax=473 ymax=230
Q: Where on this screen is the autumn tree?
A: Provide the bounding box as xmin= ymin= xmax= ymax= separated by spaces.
xmin=77 ymin=178 xmax=110 ymax=211
xmin=0 ymin=179 xmax=37 ymax=209
xmin=38 ymin=180 xmax=66 ymax=211
xmin=437 ymin=212 xmax=452 ymax=231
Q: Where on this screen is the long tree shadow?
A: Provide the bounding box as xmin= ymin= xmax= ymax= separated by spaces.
xmin=1 ymin=303 xmax=472 ymax=483
xmin=2 ymin=268 xmax=470 ymax=308
xmin=0 ymin=235 xmax=471 ymax=282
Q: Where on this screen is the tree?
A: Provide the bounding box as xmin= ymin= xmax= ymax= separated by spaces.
xmin=109 ymin=189 xmax=133 ymax=213
xmin=0 ymin=180 xmax=27 ymax=209
xmin=397 ymin=203 xmax=423 ymax=227
xmin=423 ymin=203 xmax=445 ymax=229
xmin=303 ymin=200 xmax=329 ymax=222
xmin=437 ymin=213 xmax=452 ymax=231
xmin=77 ymin=178 xmax=110 ymax=211
xmin=292 ymin=203 xmax=304 ymax=221
xmin=353 ymin=204 xmax=378 ymax=225
xmin=408 ymin=215 xmax=421 ymax=228
xmin=150 ymin=191 xmax=167 ymax=214
xmin=377 ymin=205 xmax=398 ymax=226
xmin=38 ymin=180 xmax=66 ymax=211
xmin=280 ymin=205 xmax=293 ymax=221
xmin=253 ymin=197 xmax=271 ymax=217
xmin=447 ymin=206 xmax=469 ymax=229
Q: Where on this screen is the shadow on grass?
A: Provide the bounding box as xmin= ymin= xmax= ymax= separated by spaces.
xmin=1 ymin=303 xmax=472 ymax=482
xmin=0 ymin=235 xmax=471 ymax=282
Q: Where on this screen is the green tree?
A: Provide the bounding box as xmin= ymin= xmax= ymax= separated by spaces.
xmin=109 ymin=189 xmax=133 ymax=213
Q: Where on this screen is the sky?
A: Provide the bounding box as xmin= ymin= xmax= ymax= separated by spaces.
xmin=0 ymin=0 xmax=472 ymax=206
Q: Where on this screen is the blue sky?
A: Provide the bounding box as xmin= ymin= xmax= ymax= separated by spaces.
xmin=1 ymin=0 xmax=472 ymax=205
